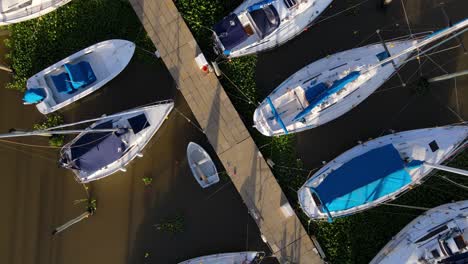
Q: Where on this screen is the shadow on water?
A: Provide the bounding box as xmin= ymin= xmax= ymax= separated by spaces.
xmin=254 ymin=0 xmax=468 ymax=167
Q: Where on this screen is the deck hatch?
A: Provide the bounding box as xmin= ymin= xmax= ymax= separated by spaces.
xmin=283 ymin=0 xmax=298 ymax=9
xmin=429 ymin=140 xmax=440 ymax=152
xmin=128 ymin=113 xmax=150 ymax=134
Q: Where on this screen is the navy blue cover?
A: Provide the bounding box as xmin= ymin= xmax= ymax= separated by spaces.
xmin=51 ymin=72 xmax=73 ymax=94
xmin=70 ymin=121 xmax=127 ymax=173
xmin=213 ymin=13 xmax=248 ymax=50
xmin=64 ymin=61 xmax=97 ymax=89
xmin=249 ymin=5 xmax=280 ymax=39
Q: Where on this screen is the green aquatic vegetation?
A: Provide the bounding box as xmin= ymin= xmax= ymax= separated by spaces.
xmin=154 ymin=214 xmax=185 ymax=234
xmin=32 ymin=113 xmax=65 ymax=147
xmin=4 ymin=0 xmax=155 ymax=92
xmin=142 ymin=176 xmax=153 ymax=186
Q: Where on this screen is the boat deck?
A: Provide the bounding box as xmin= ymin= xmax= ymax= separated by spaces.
xmin=128 ymin=0 xmax=325 ymax=262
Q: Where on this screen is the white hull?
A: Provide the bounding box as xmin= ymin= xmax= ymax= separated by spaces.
xmin=187 ymin=142 xmax=219 ymax=188
xmin=27 ymin=39 xmax=135 ymax=114
xmin=254 ymin=39 xmax=416 ymax=136
xmin=214 ymin=0 xmax=333 ymax=58
xmin=371 ymin=201 xmax=468 ymax=264
xmin=298 ymin=125 xmax=468 ymax=220
xmin=0 ymin=0 xmax=72 ymax=25
xmin=178 ymin=251 xmax=261 ymax=264
xmin=60 ymin=101 xmax=174 ymax=183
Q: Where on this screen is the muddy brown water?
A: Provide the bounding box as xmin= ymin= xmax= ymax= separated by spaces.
xmin=0 ymin=56 xmax=273 ymax=263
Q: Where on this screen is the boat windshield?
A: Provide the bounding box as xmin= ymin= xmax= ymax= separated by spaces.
xmin=249 ymin=5 xmax=280 ymax=39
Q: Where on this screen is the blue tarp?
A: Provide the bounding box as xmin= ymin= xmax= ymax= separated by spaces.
xmin=312 ymin=144 xmax=422 ymax=212
xmin=294 ymin=71 xmax=361 ymax=121
xmin=247 ymin=0 xmax=276 ymax=12
xmin=51 ymin=72 xmax=73 ymax=94
xmin=70 ymin=121 xmax=127 ymax=173
xmin=64 ymin=61 xmax=97 ymax=89
xmin=213 ymin=13 xmax=248 ymax=51
xmin=23 ymin=88 xmax=46 ymax=103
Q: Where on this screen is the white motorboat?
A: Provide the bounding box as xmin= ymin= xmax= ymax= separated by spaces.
xmin=370 ymin=200 xmax=468 ymax=264
xmin=187 ymin=142 xmax=219 ymax=188
xmin=23 ymin=39 xmax=135 ymax=114
xmin=0 ymin=0 xmax=72 ymax=25
xmin=59 ymin=101 xmax=174 ymax=183
xmin=213 ymin=0 xmax=333 ymax=58
xmin=298 ymin=125 xmax=468 ymax=221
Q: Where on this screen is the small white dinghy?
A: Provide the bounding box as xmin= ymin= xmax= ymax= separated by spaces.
xmin=178 ymin=251 xmax=263 ymax=264
xmin=298 ymin=125 xmax=468 ymax=221
xmin=213 ymin=0 xmax=333 ymax=58
xmin=23 ymin=39 xmax=135 ymax=114
xmin=0 ymin=0 xmax=72 ymax=25
xmin=254 ymin=18 xmax=468 ymax=136
xmin=59 ymin=100 xmax=174 ymax=183
xmin=187 ymin=142 xmax=219 ymax=188
xmin=371 ymin=200 xmax=468 ymax=264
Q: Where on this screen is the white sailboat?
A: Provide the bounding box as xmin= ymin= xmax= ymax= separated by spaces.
xmin=254 ymin=18 xmax=468 ymax=136
xmin=59 ymin=101 xmax=174 ymax=183
xmin=298 ymin=125 xmax=468 ymax=221
xmin=23 ymin=39 xmax=135 ymax=114
xmin=370 ymin=200 xmax=468 ymax=264
xmin=0 ymin=0 xmax=72 ymax=25
xmin=178 ymin=251 xmax=263 ymax=264
xmin=213 ymin=0 xmax=333 ymax=58
xmin=187 ymin=142 xmax=219 ymax=188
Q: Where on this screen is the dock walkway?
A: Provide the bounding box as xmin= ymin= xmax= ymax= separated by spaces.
xmin=128 ymin=1 xmax=324 ymax=262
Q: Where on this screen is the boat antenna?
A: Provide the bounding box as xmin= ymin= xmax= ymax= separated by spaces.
xmin=0 ymin=128 xmax=121 ymax=139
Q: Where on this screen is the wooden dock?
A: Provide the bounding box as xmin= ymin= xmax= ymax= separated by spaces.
xmin=128 ymin=0 xmax=324 ymax=262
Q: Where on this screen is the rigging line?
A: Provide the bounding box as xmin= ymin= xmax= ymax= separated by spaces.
xmin=429 ymin=91 xmax=465 ymax=122
xmin=219 ymin=70 xmax=258 ymax=106
xmin=400 ymin=0 xmax=414 ymax=38
xmin=423 ymin=181 xmax=468 ymax=199
xmin=0 ymin=142 xmax=57 ymax=162
xmin=312 ymin=0 xmax=372 ymax=26
xmin=378 ymin=97 xmax=414 ymax=136
xmin=383 ymin=203 xmax=433 ymax=211
xmin=173 ymin=107 xmax=205 ymax=134
xmin=438 ymin=175 xmax=468 ymax=191
xmin=373 ymin=84 xmax=406 ymax=94
xmin=425 ymin=54 xmax=449 ymax=74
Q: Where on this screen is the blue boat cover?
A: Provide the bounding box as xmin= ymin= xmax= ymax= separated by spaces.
xmin=213 ymin=13 xmax=248 ymax=51
xmin=249 ymin=4 xmax=280 ymax=39
xmin=51 ymin=72 xmax=73 ymax=94
xmin=70 ymin=121 xmax=127 ymax=173
xmin=64 ymin=61 xmax=97 ymax=89
xmin=294 ymin=71 xmax=361 ymax=121
xmin=312 ymin=144 xmax=423 ymax=212
xmin=23 ymin=88 xmax=46 ymax=103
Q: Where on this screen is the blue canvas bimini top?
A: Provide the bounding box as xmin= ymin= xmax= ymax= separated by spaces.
xmin=312 ymin=144 xmax=422 ymax=212
xmin=70 ymin=121 xmax=127 ymax=174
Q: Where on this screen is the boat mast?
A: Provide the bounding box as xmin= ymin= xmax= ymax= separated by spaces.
xmin=367 ymin=18 xmax=468 ymax=72
xmin=424 ymin=163 xmax=468 ymax=177
xmin=0 ymin=128 xmax=121 ymax=139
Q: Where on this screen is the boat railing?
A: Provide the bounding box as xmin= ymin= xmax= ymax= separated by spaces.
xmin=3 ymin=0 xmax=69 ymax=22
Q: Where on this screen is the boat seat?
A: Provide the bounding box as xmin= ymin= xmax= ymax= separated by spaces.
xmin=64 ymin=61 xmax=97 ymax=89
xmin=197 ymin=157 xmax=210 ymax=166
xmin=50 ymin=72 xmax=73 ymax=94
